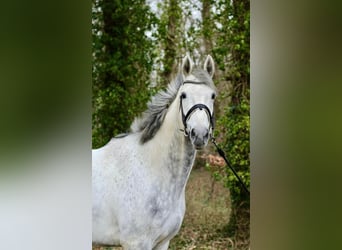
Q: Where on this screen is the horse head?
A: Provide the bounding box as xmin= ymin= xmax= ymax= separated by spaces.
xmin=179 ymin=55 xmax=217 ymax=150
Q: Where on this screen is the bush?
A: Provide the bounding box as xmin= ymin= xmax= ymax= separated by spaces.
xmin=215 ymin=96 xmax=250 ymax=244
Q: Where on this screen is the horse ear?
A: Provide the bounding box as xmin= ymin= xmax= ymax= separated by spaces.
xmin=204 ymin=55 xmax=215 ymax=78
xmin=181 ymin=55 xmax=194 ymax=76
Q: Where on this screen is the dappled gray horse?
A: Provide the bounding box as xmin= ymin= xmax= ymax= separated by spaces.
xmin=92 ymin=55 xmax=217 ymax=250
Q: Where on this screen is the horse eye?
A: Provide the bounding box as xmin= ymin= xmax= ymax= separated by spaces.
xmin=211 ymin=93 xmax=216 ymax=99
xmin=181 ymin=92 xmax=187 ymax=99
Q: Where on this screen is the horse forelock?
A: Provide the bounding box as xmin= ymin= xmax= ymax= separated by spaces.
xmin=131 ymin=67 xmax=216 ymax=144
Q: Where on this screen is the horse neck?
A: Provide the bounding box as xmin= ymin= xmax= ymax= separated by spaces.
xmin=145 ymin=96 xmax=196 ymax=192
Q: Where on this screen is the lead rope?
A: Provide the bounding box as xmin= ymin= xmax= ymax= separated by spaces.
xmin=211 ymin=137 xmax=250 ymax=195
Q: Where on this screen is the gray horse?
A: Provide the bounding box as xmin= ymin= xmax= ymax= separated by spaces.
xmin=92 ymin=55 xmax=216 ymax=250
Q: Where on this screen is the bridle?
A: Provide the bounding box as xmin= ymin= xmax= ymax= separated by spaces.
xmin=179 ymin=80 xmax=215 ymax=137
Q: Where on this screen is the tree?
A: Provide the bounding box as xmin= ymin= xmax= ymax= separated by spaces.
xmin=202 ymin=0 xmax=213 ymax=54
xmin=157 ymin=0 xmax=182 ymax=87
xmin=92 ymin=0 xmax=157 ymax=148
xmin=212 ymin=0 xmax=250 ymax=248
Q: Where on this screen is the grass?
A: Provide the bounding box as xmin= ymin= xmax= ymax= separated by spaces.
xmin=93 ymin=165 xmax=234 ymax=250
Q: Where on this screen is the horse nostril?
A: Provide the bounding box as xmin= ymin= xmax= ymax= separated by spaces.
xmin=191 ymin=128 xmax=196 ymax=137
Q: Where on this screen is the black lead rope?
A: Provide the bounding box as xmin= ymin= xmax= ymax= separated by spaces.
xmin=211 ymin=137 xmax=250 ymax=195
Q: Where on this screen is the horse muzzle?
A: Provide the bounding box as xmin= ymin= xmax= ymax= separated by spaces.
xmin=189 ymin=127 xmax=210 ymax=150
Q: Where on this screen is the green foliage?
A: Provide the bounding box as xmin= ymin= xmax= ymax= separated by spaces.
xmin=210 ymin=0 xmax=250 ymax=242
xmin=92 ymin=0 xmax=157 ymax=148
xmin=212 ymin=0 xmax=250 ymax=87
xmin=218 ymin=98 xmax=250 ymax=205
xmin=213 ymin=96 xmax=250 ymax=242
xmin=155 ymin=0 xmax=180 ymax=86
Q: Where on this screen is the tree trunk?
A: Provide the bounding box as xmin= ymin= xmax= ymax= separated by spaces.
xmin=201 ymin=0 xmax=212 ymax=54
xmin=162 ymin=0 xmax=180 ymax=86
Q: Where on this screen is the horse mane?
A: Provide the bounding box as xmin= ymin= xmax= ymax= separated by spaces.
xmin=131 ymin=67 xmax=216 ymax=144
